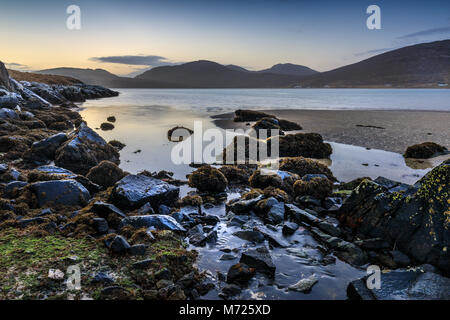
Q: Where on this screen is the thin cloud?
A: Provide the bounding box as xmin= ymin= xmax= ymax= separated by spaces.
xmin=89 ymin=55 xmax=177 ymax=67
xmin=397 ymin=26 xmax=450 ymax=39
xmin=354 ymin=47 xmax=395 ymax=57
xmin=4 ymin=62 xmax=29 ymax=70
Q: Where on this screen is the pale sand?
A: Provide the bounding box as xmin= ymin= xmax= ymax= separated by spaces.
xmin=212 ymin=110 xmax=450 ymax=154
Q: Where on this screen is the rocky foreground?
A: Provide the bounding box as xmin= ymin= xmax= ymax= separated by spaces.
xmin=0 ymin=62 xmax=449 ymax=300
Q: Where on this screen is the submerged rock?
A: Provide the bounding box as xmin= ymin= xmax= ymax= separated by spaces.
xmin=288 ymin=274 xmax=318 ymax=292
xmin=118 ymin=215 xmax=186 ymax=232
xmin=112 ymin=174 xmax=179 ymax=210
xmin=240 ymin=246 xmax=276 ymax=278
xmin=227 ymin=263 xmax=256 ymax=284
xmin=29 ymin=179 xmax=91 ymax=207
xmin=100 ymin=122 xmax=115 ymax=131
xmin=348 ymin=267 xmax=450 ymax=300
xmin=167 ymin=126 xmax=193 ymax=142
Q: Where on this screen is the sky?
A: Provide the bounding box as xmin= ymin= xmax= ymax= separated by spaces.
xmin=1 ymin=0 xmax=449 ymax=76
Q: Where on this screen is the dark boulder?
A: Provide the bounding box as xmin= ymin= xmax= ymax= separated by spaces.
xmin=91 ymin=201 xmax=126 ymax=229
xmin=29 ymin=179 xmax=91 ymax=207
xmin=282 ymin=221 xmax=299 ymax=235
xmin=226 ymin=194 xmax=264 ymax=214
xmin=109 ymin=235 xmax=131 ymax=254
xmin=293 ymin=177 xmax=333 ymax=200
xmin=218 ymin=165 xmax=252 ymax=184
xmin=27 ymin=133 xmax=68 ymax=161
xmin=0 ymin=61 xmax=12 ymax=91
xmin=233 ymin=230 xmax=265 ymax=243
xmin=55 ymin=123 xmax=120 ymax=175
xmin=167 ymin=126 xmax=193 ymax=142
xmin=233 ymin=109 xmax=274 ymax=122
xmin=268 ymin=133 xmax=332 ymax=159
xmin=112 ymin=174 xmax=179 ymax=210
xmin=86 ymin=160 xmax=125 ymax=188
xmin=339 ymin=162 xmax=450 ymax=272
xmin=227 ymin=263 xmax=256 ymax=284
xmin=4 ymin=181 xmax=28 ymax=198
xmin=118 ymin=215 xmax=186 ymax=232
xmin=348 ymin=266 xmax=450 ymax=300
xmin=404 ymin=142 xmax=447 ymax=158
xmin=188 ymin=165 xmax=228 ymax=193
xmin=100 ymin=122 xmax=114 ymax=131
xmin=93 ymin=218 xmax=109 ymax=234
xmin=279 ymin=157 xmax=335 ymax=180
xmin=240 ymin=246 xmax=276 ymax=277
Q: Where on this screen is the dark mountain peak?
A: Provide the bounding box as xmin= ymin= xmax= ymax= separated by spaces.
xmin=225 ymin=64 xmax=250 ymax=72
xmin=259 ymin=63 xmax=319 ymax=77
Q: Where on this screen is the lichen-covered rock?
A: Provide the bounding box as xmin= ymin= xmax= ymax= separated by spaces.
xmin=86 ymin=160 xmax=126 ymax=188
xmin=55 ymin=123 xmax=120 ymax=175
xmin=268 ymin=133 xmax=332 ymax=159
xmin=112 ymin=174 xmax=179 ymax=210
xmin=404 ymin=142 xmax=447 ymax=158
xmin=339 ymin=161 xmax=450 ymax=272
xmin=188 ymin=165 xmax=228 ymax=193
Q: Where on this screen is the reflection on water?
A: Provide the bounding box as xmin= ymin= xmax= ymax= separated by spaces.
xmin=80 ymin=104 xmax=448 ymax=186
xmin=79 ymin=92 xmax=449 ymax=300
xmin=327 ymin=142 xmax=450 ymax=185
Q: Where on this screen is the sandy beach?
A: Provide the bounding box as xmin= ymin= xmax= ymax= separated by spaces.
xmin=213 ymin=109 xmax=450 ymax=154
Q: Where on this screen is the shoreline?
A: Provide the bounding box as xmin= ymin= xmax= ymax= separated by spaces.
xmin=212 ymin=109 xmax=450 ymax=154
xmin=1 ymin=64 xmax=449 ymax=300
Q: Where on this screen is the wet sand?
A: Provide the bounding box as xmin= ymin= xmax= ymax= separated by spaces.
xmin=212 ymin=110 xmax=450 ymax=154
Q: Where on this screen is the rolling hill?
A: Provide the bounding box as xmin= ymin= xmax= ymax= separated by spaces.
xmin=30 ymin=40 xmax=450 ymax=88
xmin=135 ymin=60 xmax=311 ymax=88
xmin=299 ymin=40 xmax=450 ymax=88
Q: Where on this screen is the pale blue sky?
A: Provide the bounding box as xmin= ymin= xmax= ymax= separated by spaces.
xmin=1 ymin=0 xmax=449 ymax=75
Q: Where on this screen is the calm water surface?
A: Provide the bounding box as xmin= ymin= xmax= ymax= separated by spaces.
xmin=79 ymin=88 xmax=449 ymax=300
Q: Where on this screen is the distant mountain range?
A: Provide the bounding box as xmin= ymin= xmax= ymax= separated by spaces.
xmin=299 ymin=40 xmax=450 ymax=88
xmin=32 ymin=40 xmax=449 ymax=88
